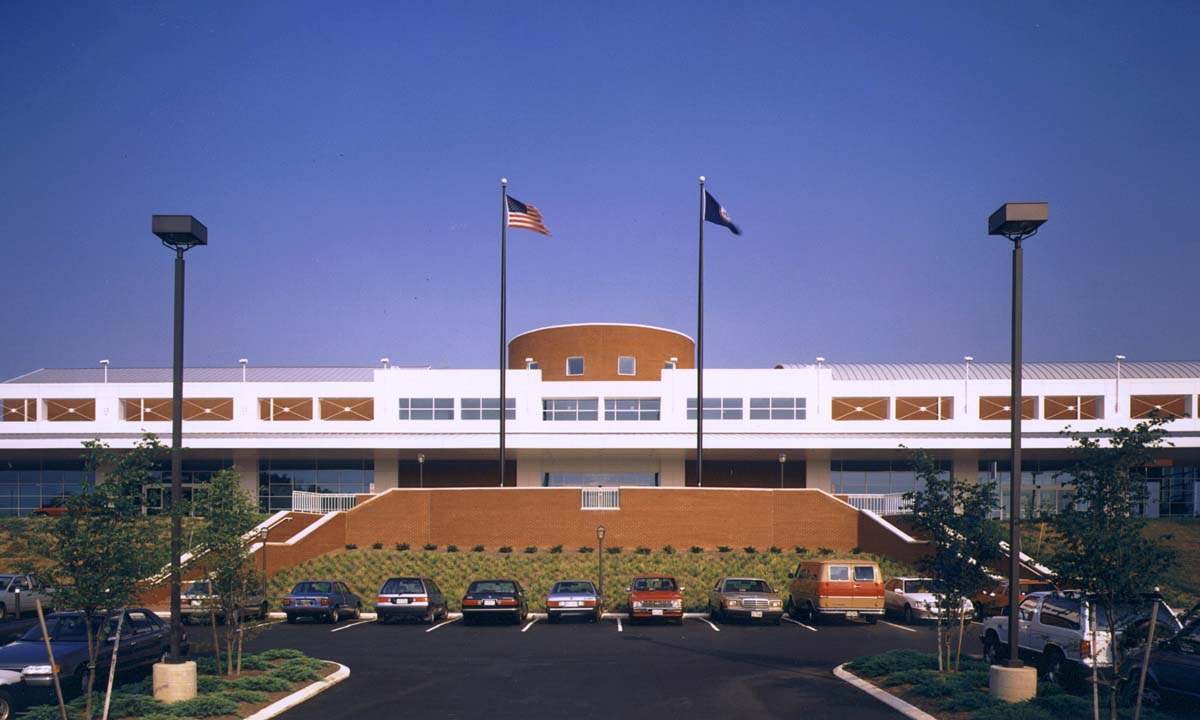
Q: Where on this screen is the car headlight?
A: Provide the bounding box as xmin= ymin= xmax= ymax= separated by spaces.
xmin=670 ymin=600 xmax=682 ymax=609
xmin=915 ymin=601 xmax=927 ymax=609
xmin=726 ymin=599 xmax=738 ymax=607
xmin=23 ymin=664 xmax=58 ymax=676
xmin=632 ymin=600 xmax=643 ymax=609
xmin=770 ymin=600 xmax=782 ymax=608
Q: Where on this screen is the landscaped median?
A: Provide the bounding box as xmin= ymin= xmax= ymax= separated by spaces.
xmin=837 ymin=649 xmax=1177 ymax=720
xmin=19 ymin=649 xmax=345 ymax=720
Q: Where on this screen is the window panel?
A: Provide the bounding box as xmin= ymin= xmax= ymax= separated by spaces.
xmin=45 ymin=399 xmax=96 ymax=422
xmin=460 ymin=398 xmax=516 ymax=420
xmin=750 ymin=397 xmax=807 ymax=420
xmin=1044 ymin=395 xmax=1104 ymax=421
xmin=831 ymin=397 xmax=889 ymax=421
xmin=687 ymin=398 xmax=742 ymax=420
xmin=617 ymin=356 xmax=636 ymax=376
xmin=399 ymin=398 xmax=454 ymax=420
xmin=258 ymin=398 xmax=313 ymax=421
xmin=979 ymin=396 xmax=1037 ymax=421
xmin=566 ymin=357 xmax=584 ymax=376
xmin=895 ymin=396 xmax=954 ymax=421
xmin=1 ymin=399 xmax=36 ymax=422
xmin=543 ymin=398 xmax=599 ymax=421
xmin=1130 ymin=395 xmax=1190 ymax=419
xmin=320 ymin=397 xmax=374 ymax=421
xmin=604 ymin=398 xmax=660 ymax=421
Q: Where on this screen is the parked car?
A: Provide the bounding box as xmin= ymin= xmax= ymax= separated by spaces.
xmin=461 ymin=579 xmax=528 ymax=625
xmin=180 ymin=579 xmax=269 ymax=624
xmin=707 ymin=577 xmax=783 ymax=624
xmin=974 ymin=577 xmax=1056 ymax=619
xmin=1122 ymin=603 xmax=1200 ymax=709
xmin=282 ymin=580 xmax=362 ymax=624
xmin=786 ymin=559 xmax=883 ymax=624
xmin=884 ymin=577 xmax=974 ymax=624
xmin=545 ymin=580 xmax=600 ymax=623
xmin=376 ymin=577 xmax=449 ymax=624
xmin=627 ymin=575 xmax=684 ymax=625
xmin=980 ymin=591 xmax=1182 ymax=687
xmin=0 ymin=609 xmax=186 ymax=698
xmin=0 ymin=669 xmax=20 ymax=720
xmin=0 ymin=575 xmax=53 ymax=622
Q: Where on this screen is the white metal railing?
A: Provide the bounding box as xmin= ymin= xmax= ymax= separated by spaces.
xmin=292 ymin=491 xmax=359 ymax=514
xmin=581 ymin=487 xmax=620 ymax=510
xmin=843 ymin=493 xmax=911 ymax=516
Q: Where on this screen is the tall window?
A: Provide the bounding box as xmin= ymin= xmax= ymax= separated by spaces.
xmin=0 ymin=460 xmax=93 ymax=517
xmin=617 ymin=356 xmax=636 ymax=376
xmin=604 ymin=398 xmax=660 ymax=421
xmin=687 ymin=398 xmax=742 ymax=420
xmin=543 ymin=398 xmax=598 ymax=421
xmin=398 ymin=398 xmax=453 ymax=420
xmin=832 ymin=459 xmax=948 ymax=495
xmin=258 ymin=458 xmax=374 ymax=512
xmin=566 ymin=357 xmax=585 ymax=376
xmin=461 ymin=398 xmax=516 ymax=420
xmin=750 ymin=397 xmax=806 ymax=420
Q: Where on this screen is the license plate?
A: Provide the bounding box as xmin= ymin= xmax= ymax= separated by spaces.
xmin=300 ymin=600 xmax=313 ymax=606
xmin=190 ymin=600 xmax=201 ymax=607
xmin=561 ymin=601 xmax=580 ymax=608
xmin=484 ymin=600 xmax=496 ymax=606
xmin=751 ymin=611 xmax=763 ymax=618
xmin=652 ymin=609 xmax=663 ymax=616
xmin=845 ymin=611 xmax=859 ymax=618
xmin=394 ymin=598 xmax=408 ymax=604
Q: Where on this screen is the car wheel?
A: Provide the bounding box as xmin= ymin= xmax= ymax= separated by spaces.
xmin=672 ymin=616 xmax=684 ymax=626
xmin=982 ymin=632 xmax=1005 ymax=664
xmin=1041 ymin=648 xmax=1072 ymax=688
xmin=351 ymin=604 xmax=362 ymax=621
xmin=591 ymin=610 xmax=600 ymax=623
xmin=903 ymin=605 xmax=915 ymax=625
xmin=785 ymin=596 xmax=796 ymax=619
xmin=285 ymin=614 xmax=296 ymax=625
xmin=327 ymin=606 xmax=339 ymax=624
xmin=803 ymin=603 xmax=817 ymax=625
xmin=773 ymin=614 xmax=782 ymax=626
xmin=0 ymin=686 xmax=12 ymax=720
xmin=0 ymin=603 xmax=7 ymax=622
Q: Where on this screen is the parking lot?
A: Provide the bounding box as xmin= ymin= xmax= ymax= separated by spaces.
xmin=238 ymin=613 xmax=943 ymax=719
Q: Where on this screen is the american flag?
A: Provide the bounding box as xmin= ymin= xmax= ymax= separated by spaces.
xmin=506 ymin=195 xmax=551 ymax=235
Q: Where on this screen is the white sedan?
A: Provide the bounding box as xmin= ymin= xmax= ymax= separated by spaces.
xmin=885 ymin=577 xmax=974 ymax=624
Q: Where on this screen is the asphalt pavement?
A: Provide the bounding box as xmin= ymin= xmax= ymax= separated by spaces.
xmin=239 ymin=614 xmax=943 ymax=720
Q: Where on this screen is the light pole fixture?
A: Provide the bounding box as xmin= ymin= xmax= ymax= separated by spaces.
xmin=778 ymin=453 xmax=787 ymax=488
xmin=987 ymin=201 xmax=1047 ymax=671
xmin=100 ymin=359 xmax=110 ymax=384
xmin=152 ymin=214 xmax=207 ymax=666
xmin=417 ymin=453 xmax=425 ymax=488
xmin=596 ymin=525 xmax=606 ymax=614
xmin=380 ymin=357 xmax=390 ymax=369
xmin=963 ymin=356 xmax=973 ymax=414
xmin=815 ymin=357 xmax=825 ymax=417
xmin=239 ymin=358 xmax=248 ymax=383
xmin=1115 ymin=354 xmax=1126 ymax=413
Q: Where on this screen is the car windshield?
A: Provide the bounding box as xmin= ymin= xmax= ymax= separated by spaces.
xmin=20 ymin=614 xmax=111 ymax=642
xmin=382 ymin=578 xmax=425 ymax=594
xmin=724 ymin=579 xmax=771 ymax=593
xmin=291 ymin=581 xmax=333 ymax=595
xmin=469 ymin=581 xmax=517 ymax=594
xmin=633 ymin=578 xmax=677 ymax=592
xmin=551 ymin=581 xmax=595 ymax=594
xmin=184 ymin=581 xmax=210 ymax=595
xmin=904 ymin=580 xmax=936 ymax=594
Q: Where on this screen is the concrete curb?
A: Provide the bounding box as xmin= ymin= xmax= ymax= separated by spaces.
xmin=832 ymin=663 xmax=938 ymax=720
xmin=241 ymin=660 xmax=350 ymax=720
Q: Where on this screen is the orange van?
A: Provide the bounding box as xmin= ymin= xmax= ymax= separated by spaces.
xmin=785 ymin=559 xmax=884 ymax=624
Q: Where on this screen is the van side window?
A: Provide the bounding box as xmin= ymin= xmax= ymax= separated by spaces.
xmin=828 ymin=566 xmax=850 ymax=582
xmin=853 ymin=566 xmax=875 ymax=582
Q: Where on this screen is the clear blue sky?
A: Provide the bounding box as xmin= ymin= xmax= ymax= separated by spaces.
xmin=2 ymin=1 xmax=1197 ymax=379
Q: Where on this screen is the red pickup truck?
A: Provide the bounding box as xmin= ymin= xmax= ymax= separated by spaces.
xmin=627 ymin=575 xmax=684 ymax=625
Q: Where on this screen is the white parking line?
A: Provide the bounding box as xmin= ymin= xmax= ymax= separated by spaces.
xmin=426 ymin=617 xmax=460 ymax=633
xmin=696 ymin=617 xmax=721 ymax=632
xmin=521 ymin=617 xmax=538 ymax=633
xmin=879 ymin=620 xmax=917 ymax=633
xmin=616 ymin=617 xmax=623 ymax=633
xmin=330 ymin=619 xmax=373 ymax=633
xmin=239 ymin=619 xmax=280 ymax=632
xmin=782 ymin=617 xmax=818 ymax=632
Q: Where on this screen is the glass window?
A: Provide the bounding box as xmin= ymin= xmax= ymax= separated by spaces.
xmin=566 ymin=357 xmax=584 ymax=376
xmin=828 ymin=566 xmax=850 ymax=582
xmin=664 ymin=360 xmax=677 ymax=369
xmin=687 ymin=398 xmax=742 ymax=420
xmin=543 ymin=472 xmax=658 ymax=487
xmin=604 ymin=398 xmax=660 ymax=421
xmin=460 ymin=398 xmax=515 ymax=421
xmin=542 ymin=398 xmax=599 ymax=421
xmin=618 ymin=356 xmax=636 ymax=376
xmin=1039 ymin=596 xmax=1080 ymax=630
xmin=854 ymin=566 xmax=876 ymax=582
xmin=257 ymin=458 xmax=373 ymax=512
xmin=399 ymin=398 xmax=453 ymax=420
xmin=831 ymin=460 xmax=946 ymax=495
xmin=750 ymin=397 xmax=807 ymax=420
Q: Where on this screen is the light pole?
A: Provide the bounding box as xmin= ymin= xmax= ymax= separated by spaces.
xmin=815 ymin=357 xmax=825 ymax=417
xmin=417 ymin=453 xmax=425 ymax=488
xmin=988 ymin=202 xmax=1047 ymax=674
xmin=963 ymin=356 xmax=973 ymax=415
xmin=1115 ymin=354 xmax=1126 ymax=414
xmin=100 ymin=359 xmax=109 ymax=384
xmin=778 ymin=453 xmax=787 ymax=488
xmin=153 ymin=214 xmax=207 ymax=665
xmin=239 ymin=358 xmax=248 ymax=383
xmin=596 ymin=525 xmax=606 ymax=615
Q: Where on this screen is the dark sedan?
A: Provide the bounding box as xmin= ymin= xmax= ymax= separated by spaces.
xmin=461 ymin=579 xmax=528 ymax=625
xmin=1124 ymin=603 xmax=1200 ymax=710
xmin=282 ymin=580 xmax=362 ymax=624
xmin=0 ymin=609 xmax=185 ymax=699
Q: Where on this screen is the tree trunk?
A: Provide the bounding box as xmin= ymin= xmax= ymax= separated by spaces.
xmin=101 ymin=611 xmax=125 ymax=720
xmin=936 ymin=616 xmax=944 ymax=672
xmin=955 ymin=611 xmax=966 ymax=672
xmin=210 ymin=609 xmax=221 ymax=673
xmin=236 ymin=620 xmax=245 ymax=677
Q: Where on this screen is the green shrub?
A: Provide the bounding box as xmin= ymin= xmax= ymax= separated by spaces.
xmin=690 ymin=546 xmax=704 ymax=554
xmin=105 ymin=692 xmax=170 ymax=718
xmin=524 ymin=546 xmax=538 ymax=554
xmin=973 ymin=703 xmax=1055 ymax=720
xmin=119 ymin=676 xmax=154 ymax=695
xmin=472 ymin=545 xmax=485 ymax=552
xmin=396 ymin=542 xmax=410 ymax=551
xmin=938 ymin=691 xmax=998 ymax=712
xmin=817 ymin=547 xmax=833 ymax=556
xmin=605 ymin=546 xmax=622 ymax=555
xmin=717 ymin=546 xmax=732 ymax=553
xmin=221 ymin=687 xmax=270 ymax=704
xmin=257 ymin=648 xmax=305 ymax=660
xmin=234 ymin=674 xmax=294 ymax=692
xmin=549 ymin=544 xmax=563 ymax=554
xmin=345 ymin=543 xmax=357 ymax=550
xmin=239 ymin=654 xmax=270 ymax=671
xmin=881 ymin=668 xmax=939 ymax=687
xmin=165 ymin=693 xmax=241 ymax=717
xmin=270 ymin=662 xmax=320 ymax=683
xmin=846 ymin=649 xmax=937 ymax=677
xmin=193 ymin=656 xmax=221 ymax=674
xmin=851 ymin=546 xmax=862 ymax=554
xmin=499 ymin=546 xmax=512 ymax=553
xmin=1029 ymin=694 xmax=1093 ymax=718
xmin=196 ymin=674 xmax=229 ymax=693
xmin=578 ymin=546 xmax=594 ymax=553
xmin=794 ymin=546 xmax=807 ymax=554
xmin=423 ymin=543 xmax=438 ymax=551
xmin=447 ymin=544 xmax=459 ymax=553
xmin=743 ymin=546 xmax=757 ymax=554
xmin=769 ymin=546 xmax=782 ymax=554
xmin=662 ymin=545 xmax=675 ymax=555
xmin=371 ymin=542 xmax=384 ymax=550
xmin=635 ymin=546 xmax=651 ymax=555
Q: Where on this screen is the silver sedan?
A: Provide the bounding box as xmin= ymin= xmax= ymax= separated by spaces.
xmin=545 ymin=580 xmax=600 ymax=623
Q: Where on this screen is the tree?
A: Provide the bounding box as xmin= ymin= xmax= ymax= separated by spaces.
xmin=192 ymin=468 xmax=262 ymax=676
xmin=904 ymin=450 xmax=1002 ymax=672
xmin=35 ymin=435 xmax=167 ymax=720
xmin=1048 ymin=419 xmax=1177 ymax=720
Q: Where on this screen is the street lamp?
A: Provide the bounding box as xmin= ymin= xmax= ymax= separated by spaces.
xmin=380 ymin=357 xmax=390 ymax=369
xmin=239 ymin=358 xmax=248 ymax=383
xmin=417 ymin=453 xmax=425 ymax=488
xmin=963 ymin=356 xmax=973 ymax=415
xmin=100 ymin=359 xmax=110 ymax=384
xmin=1115 ymin=355 xmax=1126 ymax=414
xmin=152 ymin=214 xmax=207 ymax=667
xmin=596 ymin=525 xmax=606 ymax=615
xmin=987 ymin=202 xmax=1047 ymax=676
xmin=778 ymin=453 xmax=787 ymax=488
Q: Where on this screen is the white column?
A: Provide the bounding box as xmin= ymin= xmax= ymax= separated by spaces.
xmin=805 ymin=449 xmax=832 ymax=492
xmin=231 ymin=448 xmax=259 ymax=501
xmin=372 ymin=449 xmax=399 ymax=492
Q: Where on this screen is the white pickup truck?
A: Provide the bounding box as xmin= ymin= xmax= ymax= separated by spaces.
xmin=0 ymin=575 xmax=52 ymax=622
xmin=980 ymin=591 xmax=1181 ymax=686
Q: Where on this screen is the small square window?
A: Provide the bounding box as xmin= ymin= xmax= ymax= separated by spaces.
xmin=566 ymin=357 xmax=584 ymax=376
xmin=618 ymin=356 xmax=636 ymax=376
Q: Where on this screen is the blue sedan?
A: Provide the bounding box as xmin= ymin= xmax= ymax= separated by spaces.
xmin=282 ymin=580 xmax=362 ymax=624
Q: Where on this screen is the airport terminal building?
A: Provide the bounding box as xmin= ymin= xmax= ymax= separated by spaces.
xmin=2 ymin=323 xmax=1198 ymax=519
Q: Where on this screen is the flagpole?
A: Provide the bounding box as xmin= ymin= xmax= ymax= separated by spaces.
xmin=500 ymin=178 xmax=508 ymax=488
xmin=697 ymin=176 xmax=705 ymax=488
